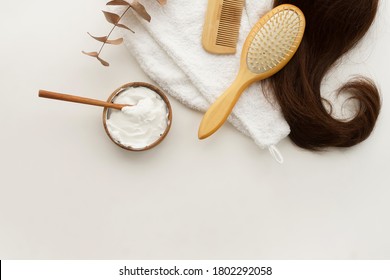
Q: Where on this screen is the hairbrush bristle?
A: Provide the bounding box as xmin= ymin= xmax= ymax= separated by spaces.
xmin=215 ymin=0 xmax=245 ymax=48
xmin=247 ymin=7 xmax=303 ymax=73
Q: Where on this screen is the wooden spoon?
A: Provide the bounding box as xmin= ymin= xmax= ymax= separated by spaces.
xmin=38 ymin=89 xmax=131 ymax=110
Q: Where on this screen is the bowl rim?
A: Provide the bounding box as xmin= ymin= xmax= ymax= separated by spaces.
xmin=102 ymin=82 xmax=172 ymax=151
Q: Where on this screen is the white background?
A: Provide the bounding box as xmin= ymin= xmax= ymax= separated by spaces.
xmin=0 ymin=0 xmax=389 ymax=259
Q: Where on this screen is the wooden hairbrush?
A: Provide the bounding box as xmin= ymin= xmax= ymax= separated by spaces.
xmin=199 ymin=4 xmax=306 ymax=139
xmin=202 ymin=0 xmax=245 ymax=54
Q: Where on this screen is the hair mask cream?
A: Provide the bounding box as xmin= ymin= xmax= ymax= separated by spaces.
xmin=105 ymin=85 xmax=170 ymax=150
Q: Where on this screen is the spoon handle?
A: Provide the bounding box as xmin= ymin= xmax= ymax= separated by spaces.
xmin=38 ymin=90 xmax=126 ymax=110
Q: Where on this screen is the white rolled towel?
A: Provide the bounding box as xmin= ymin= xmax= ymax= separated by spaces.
xmin=120 ymin=0 xmax=289 ymax=162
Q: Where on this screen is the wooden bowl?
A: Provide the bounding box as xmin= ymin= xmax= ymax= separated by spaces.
xmin=102 ymin=82 xmax=172 ymax=151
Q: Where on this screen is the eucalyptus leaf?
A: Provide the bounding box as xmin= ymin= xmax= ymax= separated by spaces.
xmin=102 ymin=11 xmax=120 ymax=24
xmin=107 ymin=0 xmax=130 ymax=5
xmin=131 ymin=1 xmax=151 ymax=22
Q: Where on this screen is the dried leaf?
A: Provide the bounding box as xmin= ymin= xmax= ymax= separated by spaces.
xmin=87 ymin=33 xmax=108 ymax=43
xmin=82 ymin=51 xmax=109 ymax=66
xmin=130 ymin=1 xmax=151 ymax=22
xmin=156 ymin=0 xmax=167 ymax=5
xmin=87 ymin=33 xmax=123 ymax=45
xmin=82 ymin=51 xmax=99 ymax=57
xmin=106 ymin=37 xmax=124 ymax=45
xmin=97 ymin=56 xmax=110 ymax=67
xmin=106 ymin=0 xmax=130 ymax=5
xmin=102 ymin=10 xmax=120 ymax=24
xmin=117 ymin=23 xmax=135 ymax=33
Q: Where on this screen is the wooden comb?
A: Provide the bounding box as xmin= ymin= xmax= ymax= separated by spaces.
xmin=202 ymin=0 xmax=245 ymax=54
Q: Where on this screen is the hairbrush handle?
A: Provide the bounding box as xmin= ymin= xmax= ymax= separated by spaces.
xmin=198 ymin=72 xmax=255 ymax=139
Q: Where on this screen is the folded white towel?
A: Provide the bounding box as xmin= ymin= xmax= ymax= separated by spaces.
xmin=120 ymin=0 xmax=289 ymax=161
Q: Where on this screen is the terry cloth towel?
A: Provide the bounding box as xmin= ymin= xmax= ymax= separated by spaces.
xmin=120 ymin=0 xmax=289 ymax=162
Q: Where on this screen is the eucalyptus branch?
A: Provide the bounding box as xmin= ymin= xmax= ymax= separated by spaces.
xmin=83 ymin=0 xmax=165 ymax=67
xmin=98 ymin=6 xmax=132 ymax=55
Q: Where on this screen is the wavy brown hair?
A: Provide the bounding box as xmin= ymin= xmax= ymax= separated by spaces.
xmin=265 ymin=0 xmax=381 ymax=150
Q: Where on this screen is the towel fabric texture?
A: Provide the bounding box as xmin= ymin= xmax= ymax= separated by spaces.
xmin=120 ymin=0 xmax=290 ymax=160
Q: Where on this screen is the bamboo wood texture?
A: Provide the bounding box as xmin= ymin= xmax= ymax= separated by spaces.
xmin=38 ymin=90 xmax=128 ymax=110
xmin=198 ymin=4 xmax=305 ymax=139
xmin=202 ymin=0 xmax=244 ymax=54
xmin=198 ymin=70 xmax=258 ymax=139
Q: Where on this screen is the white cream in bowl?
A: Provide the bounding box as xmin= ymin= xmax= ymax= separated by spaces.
xmin=105 ymin=86 xmax=170 ymax=150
